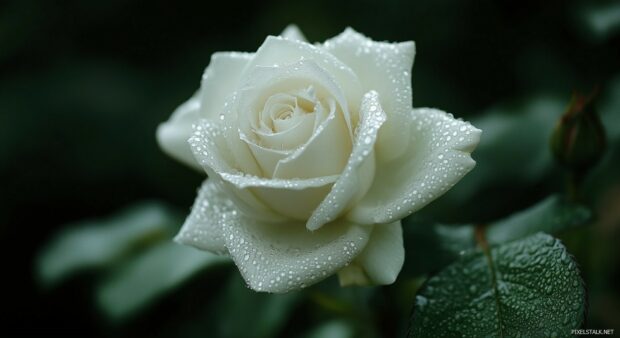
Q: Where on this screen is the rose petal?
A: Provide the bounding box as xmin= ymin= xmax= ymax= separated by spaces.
xmin=174 ymin=179 xmax=229 ymax=254
xmin=202 ymin=92 xmax=263 ymax=177
xmin=220 ymin=208 xmax=372 ymax=293
xmin=306 ymin=91 xmax=386 ymax=231
xmin=189 ymin=119 xmax=236 ymax=175
xmin=245 ymin=36 xmax=363 ymax=131
xmin=189 ymin=119 xmax=283 ymax=221
xmin=249 ymin=179 xmax=336 ymax=221
xmin=190 ymin=117 xmax=343 ymax=221
xmin=260 ymin=113 xmax=316 ymax=149
xmin=244 ymin=140 xmax=290 ymax=177
xmin=238 ymin=60 xmax=352 ymax=141
xmin=200 ymin=52 xmax=254 ymax=120
xmin=273 ymin=98 xmax=352 ymax=179
xmin=219 ymin=172 xmax=338 ymax=221
xmin=280 ymin=24 xmax=307 ymax=42
xmin=338 ymin=221 xmax=403 ymax=286
xmin=156 ymin=94 xmax=202 ymax=171
xmin=348 ymin=108 xmax=481 ymax=224
xmin=324 ymin=28 xmax=415 ymax=162
xmin=218 ymin=172 xmax=337 ymax=190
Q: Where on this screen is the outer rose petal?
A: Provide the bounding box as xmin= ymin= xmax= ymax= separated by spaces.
xmin=244 ymin=35 xmax=363 ymax=128
xmin=220 ymin=207 xmax=372 ymax=293
xmin=157 ymin=52 xmax=252 ymax=171
xmin=174 ymin=179 xmax=228 ymax=254
xmin=323 ymin=28 xmax=415 ymax=162
xmin=280 ymin=24 xmax=307 ymax=42
xmin=348 ymin=108 xmax=481 ymax=224
xmin=306 ymin=91 xmax=386 ymax=231
xmin=200 ymin=52 xmax=254 ymax=120
xmin=156 ymin=94 xmax=202 ymax=171
xmin=179 ymin=25 xmax=304 ymax=124
xmin=338 ymin=221 xmax=403 ymax=286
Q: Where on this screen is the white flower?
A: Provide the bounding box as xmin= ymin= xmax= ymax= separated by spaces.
xmin=157 ymin=25 xmax=481 ymax=293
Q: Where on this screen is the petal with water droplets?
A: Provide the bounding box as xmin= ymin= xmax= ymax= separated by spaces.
xmin=348 ymin=108 xmax=481 ymax=225
xmin=221 ymin=173 xmax=339 ymax=221
xmin=323 ymin=28 xmax=415 ymax=162
xmin=188 ymin=121 xmax=282 ymax=222
xmin=174 ymin=179 xmax=229 ymax=254
xmin=306 ymin=91 xmax=386 ymax=230
xmin=221 ymin=209 xmax=372 ymax=293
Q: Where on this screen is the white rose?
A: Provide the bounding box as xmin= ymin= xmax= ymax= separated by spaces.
xmin=157 ymin=25 xmax=481 ymax=293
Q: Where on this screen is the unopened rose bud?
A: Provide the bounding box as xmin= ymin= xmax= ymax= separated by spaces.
xmin=550 ymin=91 xmax=606 ymax=173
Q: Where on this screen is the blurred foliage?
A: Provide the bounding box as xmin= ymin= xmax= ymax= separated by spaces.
xmin=2 ymin=0 xmax=620 ymax=336
xmin=97 ymin=241 xmax=227 ymax=320
xmin=37 ymin=202 xmax=178 ymax=287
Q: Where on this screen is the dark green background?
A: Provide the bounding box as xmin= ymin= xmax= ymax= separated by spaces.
xmin=1 ymin=0 xmax=619 ymax=336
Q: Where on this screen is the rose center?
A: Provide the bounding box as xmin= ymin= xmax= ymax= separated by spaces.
xmin=255 ymin=85 xmax=323 ymax=137
xmin=240 ymin=83 xmax=334 ymax=154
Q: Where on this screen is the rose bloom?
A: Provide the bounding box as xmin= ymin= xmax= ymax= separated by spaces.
xmin=157 ymin=26 xmax=480 ymax=293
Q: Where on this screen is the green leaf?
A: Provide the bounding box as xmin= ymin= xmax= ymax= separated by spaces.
xmin=409 ymin=233 xmax=586 ymax=337
xmin=97 ymin=241 xmax=227 ymax=320
xmin=37 ymin=202 xmax=178 ymax=287
xmin=402 ymin=195 xmax=591 ymax=277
